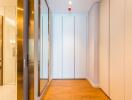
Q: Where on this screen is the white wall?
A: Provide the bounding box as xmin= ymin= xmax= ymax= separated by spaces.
xmin=88 ymin=3 xmax=99 ymax=87
xmin=99 ymin=0 xmax=110 ymax=96
xmin=0 ymin=1 xmax=17 ymax=84
xmin=52 ymin=13 xmax=87 ymax=79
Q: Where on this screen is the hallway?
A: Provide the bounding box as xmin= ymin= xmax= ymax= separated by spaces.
xmin=1 ymin=0 xmax=132 ymax=99
xmin=42 ymin=80 xmax=109 ymax=100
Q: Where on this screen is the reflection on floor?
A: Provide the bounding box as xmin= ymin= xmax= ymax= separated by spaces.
xmin=40 ymin=79 xmax=48 ymax=93
xmin=0 ymin=85 xmax=16 ymax=100
xmin=42 ymin=80 xmax=110 ymax=100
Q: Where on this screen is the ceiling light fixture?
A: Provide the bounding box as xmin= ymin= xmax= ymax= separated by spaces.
xmin=68 ymin=0 xmax=72 ymax=12
xmin=69 ymin=0 xmax=72 ymax=5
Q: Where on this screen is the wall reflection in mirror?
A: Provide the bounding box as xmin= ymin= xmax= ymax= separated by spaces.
xmin=39 ymin=0 xmax=49 ymax=95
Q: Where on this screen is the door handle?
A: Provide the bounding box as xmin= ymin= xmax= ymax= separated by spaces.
xmin=24 ymin=59 xmax=27 ymax=69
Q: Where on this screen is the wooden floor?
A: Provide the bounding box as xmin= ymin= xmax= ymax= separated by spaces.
xmin=42 ymin=80 xmax=110 ymax=100
xmin=40 ymin=79 xmax=48 ymax=93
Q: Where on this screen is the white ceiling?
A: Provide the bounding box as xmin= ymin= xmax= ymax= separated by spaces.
xmin=47 ymin=0 xmax=100 ymax=13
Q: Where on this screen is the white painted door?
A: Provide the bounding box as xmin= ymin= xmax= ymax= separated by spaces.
xmin=99 ymin=0 xmax=110 ymax=96
xmin=52 ymin=14 xmax=88 ymax=79
xmin=52 ymin=14 xmax=63 ymax=79
xmin=75 ymin=15 xmax=87 ymax=78
xmin=88 ymin=3 xmax=99 ymax=86
xmin=63 ymin=15 xmax=74 ymax=79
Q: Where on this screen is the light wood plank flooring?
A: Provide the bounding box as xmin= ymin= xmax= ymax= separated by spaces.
xmin=42 ymin=80 xmax=110 ymax=100
xmin=40 ymin=79 xmax=48 ymax=93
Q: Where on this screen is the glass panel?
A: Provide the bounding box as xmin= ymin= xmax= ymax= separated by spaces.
xmin=39 ymin=0 xmax=49 ymax=94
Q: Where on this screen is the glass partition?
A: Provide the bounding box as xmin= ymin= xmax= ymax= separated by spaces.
xmin=39 ymin=0 xmax=49 ymax=95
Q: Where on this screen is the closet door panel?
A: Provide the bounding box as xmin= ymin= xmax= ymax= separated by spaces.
xmin=88 ymin=3 xmax=99 ymax=85
xmin=75 ymin=15 xmax=87 ymax=78
xmin=125 ymin=0 xmax=132 ymax=99
xmin=99 ymin=0 xmax=110 ymax=96
xmin=110 ymin=0 xmax=125 ymax=99
xmin=63 ymin=15 xmax=74 ymax=78
xmin=52 ymin=14 xmax=63 ymax=78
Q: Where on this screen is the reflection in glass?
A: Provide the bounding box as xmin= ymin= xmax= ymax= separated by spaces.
xmin=39 ymin=0 xmax=49 ymax=94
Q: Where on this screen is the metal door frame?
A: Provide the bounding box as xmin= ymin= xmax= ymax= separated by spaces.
xmin=0 ymin=16 xmax=3 ymax=85
xmin=23 ymin=0 xmax=29 ymax=99
xmin=17 ymin=0 xmax=29 ymax=99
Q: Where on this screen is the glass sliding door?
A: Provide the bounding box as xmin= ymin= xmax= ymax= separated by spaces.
xmin=39 ymin=0 xmax=49 ymax=95
xmin=0 ymin=16 xmax=3 ymax=85
xmin=34 ymin=0 xmax=51 ymax=98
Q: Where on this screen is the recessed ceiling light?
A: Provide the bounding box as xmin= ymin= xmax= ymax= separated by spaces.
xmin=69 ymin=1 xmax=72 ymax=5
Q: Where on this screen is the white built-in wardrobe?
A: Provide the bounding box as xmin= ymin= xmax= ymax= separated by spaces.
xmin=52 ymin=13 xmax=88 ymax=79
xmin=51 ymin=3 xmax=99 ymax=86
xmin=100 ymin=0 xmax=132 ymax=100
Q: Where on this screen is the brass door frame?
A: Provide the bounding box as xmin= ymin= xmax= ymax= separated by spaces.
xmin=0 ymin=16 xmax=3 ymax=86
xmin=17 ymin=0 xmax=30 ymax=99
xmin=17 ymin=0 xmax=35 ymax=99
xmin=17 ymin=0 xmax=24 ymax=99
xmin=23 ymin=0 xmax=29 ymax=99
